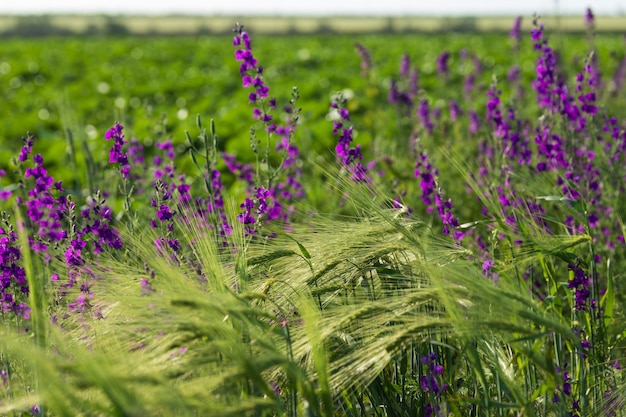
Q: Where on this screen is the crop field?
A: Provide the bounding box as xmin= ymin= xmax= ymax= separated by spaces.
xmin=1 ymin=10 xmax=626 ymax=417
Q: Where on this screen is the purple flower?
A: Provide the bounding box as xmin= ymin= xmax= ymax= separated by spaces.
xmin=531 ymin=20 xmax=544 ymax=43
xmin=463 ymin=74 xmax=475 ymax=98
xmin=128 ymin=138 xmax=145 ymax=165
xmin=68 ymin=293 xmax=89 ymax=312
xmin=448 ymin=100 xmax=463 ymax=122
xmin=331 ymin=96 xmax=368 ymax=182
xmin=420 ymin=352 xmax=448 ymax=395
xmin=409 ymin=69 xmax=419 ymax=97
xmin=155 ymin=138 xmax=176 ymax=160
xmin=576 ymin=61 xmax=599 ymax=118
xmin=156 ymin=204 xmax=174 ymax=222
xmin=568 ymin=263 xmax=591 ymax=311
xmin=276 ymin=134 xmax=300 ymax=168
xmin=486 ymin=85 xmax=531 ymax=165
xmin=481 ymin=260 xmax=499 ymax=281
xmin=0 ymin=225 xmax=28 ymax=319
xmin=354 ymin=43 xmax=372 ymax=78
xmin=585 ymin=7 xmax=595 ymax=31
xmin=233 ymin=25 xmax=273 ymax=112
xmin=17 ymin=138 xmax=68 ymax=255
xmin=105 ymin=122 xmax=130 ymax=178
xmin=237 ymin=198 xmax=256 ymax=236
xmin=510 ymin=16 xmax=522 ymax=48
xmin=167 ymin=237 xmax=180 ymax=252
xmin=223 ymin=154 xmax=255 ymax=187
xmin=400 ymin=53 xmax=410 ymax=77
xmin=18 ymin=137 xmax=33 ymax=162
xmin=65 ymin=239 xmax=86 ymax=267
xmin=468 ymin=109 xmax=481 ymax=134
xmin=435 ymin=190 xmax=464 ymax=241
xmin=414 ymin=152 xmax=438 ymax=211
xmin=231 ymin=25 xmax=304 ymax=229
xmin=562 ymin=371 xmax=572 ymax=396
xmin=388 ymin=79 xmax=413 ymax=111
xmin=255 ymin=187 xmax=271 ymax=217
xmin=531 ymin=17 xmax=586 ymax=133
xmin=507 ymin=65 xmax=521 ymax=83
xmin=436 ymin=52 xmax=450 ymax=79
xmin=418 ymin=99 xmax=434 ymax=134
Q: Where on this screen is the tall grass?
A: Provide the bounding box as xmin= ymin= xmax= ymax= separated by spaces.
xmin=1 ymin=9 xmax=626 ymax=417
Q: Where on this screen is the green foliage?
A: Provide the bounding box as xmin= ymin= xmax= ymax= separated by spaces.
xmin=1 ymin=15 xmax=626 ymax=417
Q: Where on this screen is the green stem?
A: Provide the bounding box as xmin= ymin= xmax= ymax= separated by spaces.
xmin=14 ymin=203 xmax=46 ymax=417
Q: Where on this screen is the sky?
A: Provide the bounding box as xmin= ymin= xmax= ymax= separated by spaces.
xmin=0 ymin=0 xmax=622 ymax=16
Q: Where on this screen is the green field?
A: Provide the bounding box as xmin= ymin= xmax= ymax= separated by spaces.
xmin=1 ymin=29 xmax=625 ymax=179
xmin=1 ymin=12 xmax=626 ymax=416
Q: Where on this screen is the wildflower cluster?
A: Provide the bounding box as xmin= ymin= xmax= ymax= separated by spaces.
xmin=331 ymin=95 xmax=368 ymax=182
xmin=334 ymin=16 xmax=625 ymax=416
xmin=417 ymin=99 xmax=435 ymax=135
xmin=18 ymin=135 xmax=67 ymax=254
xmin=0 ymin=131 xmax=127 ymax=324
xmin=414 ymin=152 xmax=438 ymax=211
xmin=435 ymin=189 xmax=463 ymax=241
xmin=232 ymin=23 xmax=304 ymax=234
xmin=552 ymin=366 xmax=579 ymax=415
xmin=388 ymin=53 xmax=418 ymax=114
xmin=485 ymin=84 xmax=531 ymax=165
xmin=567 ymin=262 xmax=592 ymax=312
xmin=147 ymin=137 xmax=193 ymax=256
xmin=420 ymin=352 xmax=448 ymax=417
xmin=104 ymin=122 xmax=131 ymax=178
xmin=436 ymin=52 xmax=450 ymax=80
xmin=0 ymin=216 xmax=29 ymax=320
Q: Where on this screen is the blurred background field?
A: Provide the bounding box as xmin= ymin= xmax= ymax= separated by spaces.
xmin=0 ymin=14 xmax=625 ymax=183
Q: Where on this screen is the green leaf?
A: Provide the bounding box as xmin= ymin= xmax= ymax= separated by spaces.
xmin=248 ymin=249 xmax=297 ymax=265
xmin=280 ymin=233 xmax=311 ymax=259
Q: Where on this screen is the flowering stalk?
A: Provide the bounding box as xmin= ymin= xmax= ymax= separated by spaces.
xmin=185 ymin=116 xmax=232 ymax=244
xmin=232 ymin=23 xmax=304 ymax=234
xmin=388 ymin=53 xmax=416 ymax=116
xmin=104 ymin=122 xmax=138 ymax=232
xmin=436 ymin=52 xmax=450 ymax=82
xmin=510 ymin=16 xmax=523 ymax=50
xmin=354 ymin=42 xmax=372 ymax=78
xmin=417 ymin=99 xmax=435 ymax=135
xmin=331 ymin=95 xmax=368 ymax=183
xmin=0 ymin=213 xmax=29 ymax=321
xmin=435 ymin=188 xmax=464 ymax=241
xmin=414 ymin=151 xmax=438 ymax=212
xmin=420 ymin=352 xmax=448 ymax=417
